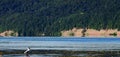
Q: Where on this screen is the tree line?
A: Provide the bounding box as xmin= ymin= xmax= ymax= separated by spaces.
xmin=0 ymin=0 xmax=120 ymax=36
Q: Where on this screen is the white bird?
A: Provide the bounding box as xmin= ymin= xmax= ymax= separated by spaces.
xmin=24 ymin=47 xmax=30 ymax=54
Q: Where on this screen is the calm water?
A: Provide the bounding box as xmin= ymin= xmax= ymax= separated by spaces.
xmin=0 ymin=37 xmax=120 ymax=57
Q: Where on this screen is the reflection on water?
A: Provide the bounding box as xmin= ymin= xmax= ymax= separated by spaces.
xmin=0 ymin=54 xmax=102 ymax=57
xmin=1 ymin=54 xmax=120 ymax=57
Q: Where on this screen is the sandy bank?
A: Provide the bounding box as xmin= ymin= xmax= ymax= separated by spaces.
xmin=0 ymin=30 xmax=18 ymax=37
xmin=61 ymin=28 xmax=120 ymax=37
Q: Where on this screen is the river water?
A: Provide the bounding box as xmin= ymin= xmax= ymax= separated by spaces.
xmin=0 ymin=37 xmax=120 ymax=57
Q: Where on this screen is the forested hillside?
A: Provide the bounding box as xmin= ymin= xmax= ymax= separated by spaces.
xmin=0 ymin=0 xmax=120 ymax=36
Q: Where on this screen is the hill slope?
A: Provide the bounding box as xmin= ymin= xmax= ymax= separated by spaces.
xmin=0 ymin=0 xmax=120 ymax=36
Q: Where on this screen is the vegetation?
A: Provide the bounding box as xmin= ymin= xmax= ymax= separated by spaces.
xmin=69 ymin=32 xmax=74 ymax=36
xmin=0 ymin=0 xmax=120 ymax=36
xmin=109 ymin=32 xmax=117 ymax=36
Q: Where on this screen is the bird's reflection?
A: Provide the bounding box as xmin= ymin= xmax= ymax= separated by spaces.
xmin=25 ymin=55 xmax=30 ymax=57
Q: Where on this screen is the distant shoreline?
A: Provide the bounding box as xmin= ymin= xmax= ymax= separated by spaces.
xmin=0 ymin=28 xmax=120 ymax=37
xmin=61 ymin=28 xmax=120 ymax=37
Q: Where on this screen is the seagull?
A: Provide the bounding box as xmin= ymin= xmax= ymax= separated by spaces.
xmin=24 ymin=47 xmax=30 ymax=56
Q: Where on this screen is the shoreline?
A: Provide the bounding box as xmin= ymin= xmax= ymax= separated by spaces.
xmin=1 ymin=49 xmax=120 ymax=54
xmin=0 ymin=28 xmax=120 ymax=37
xmin=61 ymin=28 xmax=120 ymax=37
xmin=1 ymin=49 xmax=120 ymax=57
